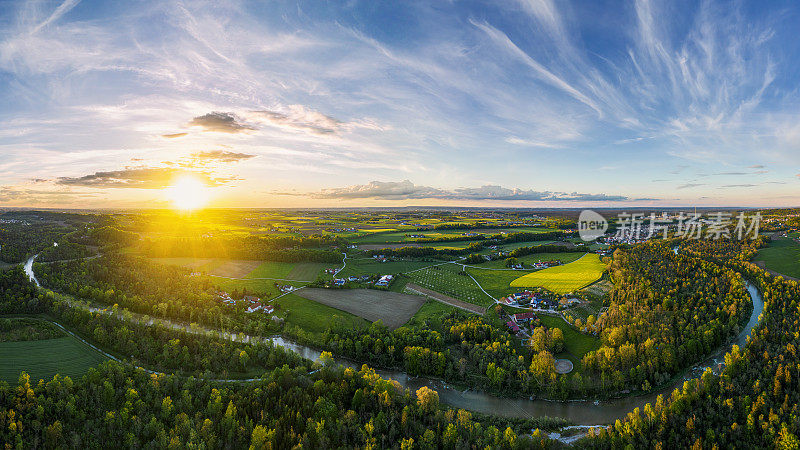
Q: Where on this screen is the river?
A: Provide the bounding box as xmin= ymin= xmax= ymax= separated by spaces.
xmin=22 ymin=255 xmax=764 ymax=426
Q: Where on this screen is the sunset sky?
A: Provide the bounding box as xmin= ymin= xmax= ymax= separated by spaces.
xmin=1 ymin=0 xmax=799 ymax=208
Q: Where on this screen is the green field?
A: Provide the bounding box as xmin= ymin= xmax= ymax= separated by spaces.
xmin=471 ymin=251 xmax=584 ymax=269
xmin=337 ymin=258 xmax=439 ymax=278
xmin=404 ymin=299 xmax=460 ymax=327
xmin=277 ymin=293 xmax=369 ymax=334
xmin=466 ymin=267 xmax=532 ymax=299
xmin=537 ymin=314 xmax=600 ymax=370
xmin=287 ymin=263 xmax=335 ymax=280
xmin=245 ymin=261 xmax=296 ymax=279
xmin=755 ymin=237 xmax=800 ymax=279
xmin=406 ymin=263 xmax=494 ymax=306
xmin=243 ymin=261 xmax=332 ymax=281
xmin=510 ymin=253 xmax=605 ymax=294
xmin=352 ymin=226 xmax=554 ymax=245
xmin=0 ymin=321 xmax=108 ymax=383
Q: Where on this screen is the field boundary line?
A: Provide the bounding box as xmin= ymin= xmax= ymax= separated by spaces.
xmin=404 ymin=283 xmax=486 ymax=315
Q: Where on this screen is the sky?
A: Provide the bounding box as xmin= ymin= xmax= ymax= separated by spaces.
xmin=1 ymin=0 xmax=799 ymax=209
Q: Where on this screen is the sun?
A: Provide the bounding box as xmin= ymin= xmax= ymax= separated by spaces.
xmin=164 ymin=176 xmax=211 ymax=211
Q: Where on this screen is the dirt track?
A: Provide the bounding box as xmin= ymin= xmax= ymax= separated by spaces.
xmin=404 ymin=283 xmax=486 ymax=315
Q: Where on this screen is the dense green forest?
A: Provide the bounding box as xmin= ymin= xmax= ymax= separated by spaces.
xmin=582 ymin=239 xmax=800 ymax=449
xmin=0 ymin=265 xmax=553 ymax=448
xmin=33 ymin=254 xmax=281 ymax=336
xmin=580 ymin=242 xmax=751 ymax=392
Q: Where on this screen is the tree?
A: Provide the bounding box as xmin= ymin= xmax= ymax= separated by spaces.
xmin=416 ymin=386 xmax=439 ymax=415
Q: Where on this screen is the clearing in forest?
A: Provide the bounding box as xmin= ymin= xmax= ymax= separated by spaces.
xmin=0 ymin=321 xmax=108 ymax=383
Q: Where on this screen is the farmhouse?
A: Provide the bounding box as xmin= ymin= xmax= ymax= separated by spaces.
xmin=513 ymin=312 xmax=536 ymax=323
xmin=505 ymin=321 xmax=520 ymax=333
xmin=375 ymin=274 xmax=394 ymax=287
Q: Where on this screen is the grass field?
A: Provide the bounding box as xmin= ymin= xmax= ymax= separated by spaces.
xmin=150 ymin=257 xmax=260 ymax=278
xmin=337 ymin=258 xmax=439 ymax=279
xmin=287 ymin=263 xmax=334 ymax=280
xmin=537 ymin=314 xmax=600 ymax=371
xmin=277 ymin=293 xmax=369 ymax=334
xmin=294 ymin=288 xmax=426 ymax=329
xmin=510 ymin=253 xmax=605 ymax=294
xmin=352 ymin=226 xmax=554 ymax=245
xmin=406 ymin=263 xmax=494 ymax=306
xmin=0 ymin=321 xmax=108 ymax=383
xmin=245 ymin=261 xmax=295 ymax=279
xmin=755 ymin=237 xmax=800 ymax=279
xmin=466 ymin=267 xmax=531 ymax=299
xmin=472 ymin=251 xmax=584 ymax=269
xmin=405 ymin=299 xmax=459 ymax=327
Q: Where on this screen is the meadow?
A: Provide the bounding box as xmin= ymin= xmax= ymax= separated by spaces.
xmin=277 ymin=292 xmax=369 ymax=334
xmin=510 ymin=253 xmax=606 ymax=294
xmin=404 ymin=299 xmax=460 ymax=327
xmin=0 ymin=319 xmax=108 ymax=383
xmin=755 ymin=237 xmax=800 ymax=279
xmin=537 ymin=314 xmax=600 ymax=370
xmin=336 ymin=257 xmax=438 ymax=278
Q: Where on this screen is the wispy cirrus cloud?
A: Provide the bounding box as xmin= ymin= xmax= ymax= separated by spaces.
xmin=190 ymin=150 xmax=256 ymax=163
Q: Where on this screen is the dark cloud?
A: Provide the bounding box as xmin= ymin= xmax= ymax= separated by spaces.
xmin=191 ymin=150 xmax=256 ymax=163
xmin=719 ymin=184 xmax=758 ymax=188
xmin=748 ymin=165 xmax=765 ymax=169
xmin=303 ymin=180 xmax=632 ymax=202
xmin=54 ymin=167 xmax=229 ymax=189
xmin=677 ymin=183 xmax=705 ymax=189
xmin=162 ymin=132 xmax=188 ymax=138
xmin=714 ymin=171 xmax=747 ymax=176
xmin=189 ymin=112 xmax=255 ymax=133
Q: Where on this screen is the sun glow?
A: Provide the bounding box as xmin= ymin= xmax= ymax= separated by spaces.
xmin=164 ymin=176 xmax=211 ymax=211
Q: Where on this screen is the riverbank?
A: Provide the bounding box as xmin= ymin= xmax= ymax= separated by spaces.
xmin=22 ymin=254 xmax=766 ymax=427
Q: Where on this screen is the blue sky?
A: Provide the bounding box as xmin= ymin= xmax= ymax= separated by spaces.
xmin=1 ymin=0 xmax=799 ymax=208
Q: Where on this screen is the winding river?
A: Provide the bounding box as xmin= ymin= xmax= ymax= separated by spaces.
xmin=23 ymin=255 xmax=764 ymax=426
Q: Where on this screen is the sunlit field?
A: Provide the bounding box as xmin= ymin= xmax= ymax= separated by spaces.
xmin=510 ymin=253 xmax=606 ymax=294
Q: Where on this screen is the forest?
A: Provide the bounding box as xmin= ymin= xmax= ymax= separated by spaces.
xmin=0 ymin=266 xmax=554 ymax=448
xmin=582 ymin=239 xmax=800 ymax=449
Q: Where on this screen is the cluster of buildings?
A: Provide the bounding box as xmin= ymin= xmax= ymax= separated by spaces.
xmin=529 ymin=260 xmax=563 ymax=270
xmin=331 ymin=274 xmax=394 ymax=287
xmin=327 ymin=227 xmax=358 ymax=233
xmin=375 ymin=274 xmax=394 ymax=287
xmin=372 ymin=254 xmax=391 ymax=263
xmin=504 ymin=312 xmax=538 ymax=334
xmin=215 ymin=292 xmax=275 ymax=314
xmin=499 ymin=291 xmax=559 ymax=310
